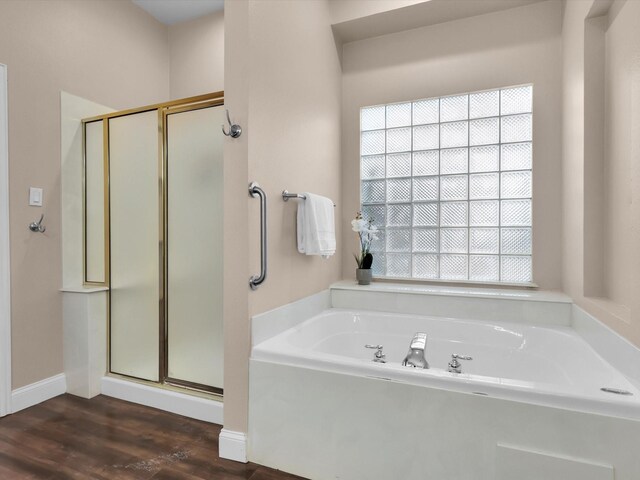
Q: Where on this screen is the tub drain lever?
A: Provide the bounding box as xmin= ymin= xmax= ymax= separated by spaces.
xmin=365 ymin=344 xmax=386 ymax=363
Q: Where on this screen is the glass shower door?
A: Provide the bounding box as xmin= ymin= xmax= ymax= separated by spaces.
xmin=109 ymin=110 xmax=160 ymax=381
xmin=165 ymin=104 xmax=224 ymax=392
xmin=94 ymin=94 xmax=224 ymax=394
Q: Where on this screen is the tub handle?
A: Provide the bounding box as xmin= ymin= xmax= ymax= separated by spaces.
xmin=448 ymin=354 xmax=472 ymax=373
xmin=365 ymin=344 xmax=386 ymax=363
xmin=451 ymin=354 xmax=472 ymax=361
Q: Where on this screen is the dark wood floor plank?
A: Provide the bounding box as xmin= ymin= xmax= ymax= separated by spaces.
xmin=0 ymin=394 xmax=306 ymax=480
xmin=250 ymin=468 xmax=309 ymax=480
xmin=0 ymin=403 xmax=156 ymax=478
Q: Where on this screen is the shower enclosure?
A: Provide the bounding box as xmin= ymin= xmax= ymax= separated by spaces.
xmin=82 ymin=93 xmax=225 ymax=395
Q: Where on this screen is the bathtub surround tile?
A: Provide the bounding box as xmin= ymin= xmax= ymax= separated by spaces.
xmin=572 ymin=305 xmax=640 ymax=389
xmin=248 ymin=360 xmax=640 ymax=480
xmin=398 ymin=291 xmax=530 ymax=323
xmin=251 ymin=290 xmax=331 ymax=346
xmin=496 ymin=444 xmax=614 ymax=480
xmin=330 ymin=281 xmax=571 ymax=327
xmin=331 ymin=290 xmax=401 ymax=314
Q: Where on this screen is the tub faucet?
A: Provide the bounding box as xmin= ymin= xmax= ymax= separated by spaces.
xmin=448 ymin=354 xmax=473 ymax=373
xmin=402 ymin=333 xmax=429 ymax=369
xmin=365 ymin=344 xmax=386 ymax=363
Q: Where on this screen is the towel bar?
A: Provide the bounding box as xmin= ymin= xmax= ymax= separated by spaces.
xmin=282 ymin=190 xmax=335 ymax=206
xmin=282 ymin=190 xmax=306 ymax=201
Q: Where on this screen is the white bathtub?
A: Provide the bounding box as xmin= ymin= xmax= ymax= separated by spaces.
xmin=252 ymin=309 xmax=640 ymax=420
xmin=249 ymin=292 xmax=640 ymax=480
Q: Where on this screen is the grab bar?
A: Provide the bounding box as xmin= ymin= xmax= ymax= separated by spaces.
xmin=249 ymin=182 xmax=267 ymax=290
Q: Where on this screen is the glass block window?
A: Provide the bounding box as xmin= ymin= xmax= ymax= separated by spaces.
xmin=360 ymin=85 xmax=533 ymax=283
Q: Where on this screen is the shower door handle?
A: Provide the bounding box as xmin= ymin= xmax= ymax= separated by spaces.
xmin=249 ymin=182 xmax=267 ymax=290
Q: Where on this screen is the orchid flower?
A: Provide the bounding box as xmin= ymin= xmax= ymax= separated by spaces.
xmin=352 ymin=211 xmax=377 ymax=268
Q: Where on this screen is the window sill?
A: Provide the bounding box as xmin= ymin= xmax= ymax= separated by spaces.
xmin=374 ymin=275 xmax=538 ymax=289
xmin=331 ymin=279 xmax=571 ymax=304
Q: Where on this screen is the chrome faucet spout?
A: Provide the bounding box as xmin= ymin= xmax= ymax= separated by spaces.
xmin=402 ymin=332 xmax=429 ymax=369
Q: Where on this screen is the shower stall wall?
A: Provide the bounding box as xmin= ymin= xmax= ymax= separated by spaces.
xmin=82 ymin=93 xmax=225 ymax=396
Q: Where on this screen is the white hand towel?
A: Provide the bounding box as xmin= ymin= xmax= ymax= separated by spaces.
xmin=296 ymin=192 xmax=336 ymax=258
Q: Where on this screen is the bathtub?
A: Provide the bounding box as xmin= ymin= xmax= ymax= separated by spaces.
xmin=249 ymin=299 xmax=640 ymax=480
xmin=252 ymin=309 xmax=640 ymax=419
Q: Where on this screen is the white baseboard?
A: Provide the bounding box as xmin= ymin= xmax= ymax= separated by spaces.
xmin=219 ymin=428 xmax=248 ymax=463
xmin=101 ymin=376 xmax=223 ymax=424
xmin=11 ymin=373 xmax=67 ymax=413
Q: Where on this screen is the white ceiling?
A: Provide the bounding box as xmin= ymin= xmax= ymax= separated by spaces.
xmin=132 ymin=0 xmax=224 ymax=25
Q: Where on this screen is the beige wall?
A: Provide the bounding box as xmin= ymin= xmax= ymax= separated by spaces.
xmin=222 ymin=0 xmax=250 ymax=436
xmin=222 ymin=0 xmax=342 ymax=433
xmin=562 ymin=0 xmax=640 ymax=347
xmin=603 ymin=0 xmax=640 ymax=311
xmin=562 ymin=0 xmax=588 ymax=303
xmin=583 ymin=13 xmax=606 ymax=298
xmin=246 ymin=0 xmax=342 ymax=316
xmin=0 ymin=0 xmax=169 ymax=389
xmin=169 ymin=10 xmax=224 ymax=99
xmin=341 ymin=0 xmax=563 ymax=289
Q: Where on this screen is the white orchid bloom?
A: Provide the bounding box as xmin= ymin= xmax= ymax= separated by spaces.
xmin=352 ymin=212 xmax=377 ymax=269
xmin=351 ymin=218 xmax=367 ymax=232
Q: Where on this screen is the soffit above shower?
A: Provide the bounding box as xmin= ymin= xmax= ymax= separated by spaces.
xmin=332 ymin=0 xmax=548 ymax=45
xmin=132 ymin=0 xmax=223 ymax=25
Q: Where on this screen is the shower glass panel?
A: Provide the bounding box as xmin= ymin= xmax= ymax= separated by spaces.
xmin=109 ymin=110 xmax=160 ymax=382
xmin=165 ymin=105 xmax=224 ymax=391
xmin=82 ymin=93 xmax=225 ymax=396
xmin=84 ymin=120 xmax=106 ymax=284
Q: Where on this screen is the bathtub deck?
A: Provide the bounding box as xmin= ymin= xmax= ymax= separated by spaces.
xmin=0 ymin=394 xmax=306 ymax=479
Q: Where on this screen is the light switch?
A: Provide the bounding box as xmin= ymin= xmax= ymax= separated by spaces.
xmin=29 ymin=187 xmax=43 ymax=207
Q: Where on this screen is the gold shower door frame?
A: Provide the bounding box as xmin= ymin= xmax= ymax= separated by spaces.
xmin=82 ymin=91 xmax=225 ymax=397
